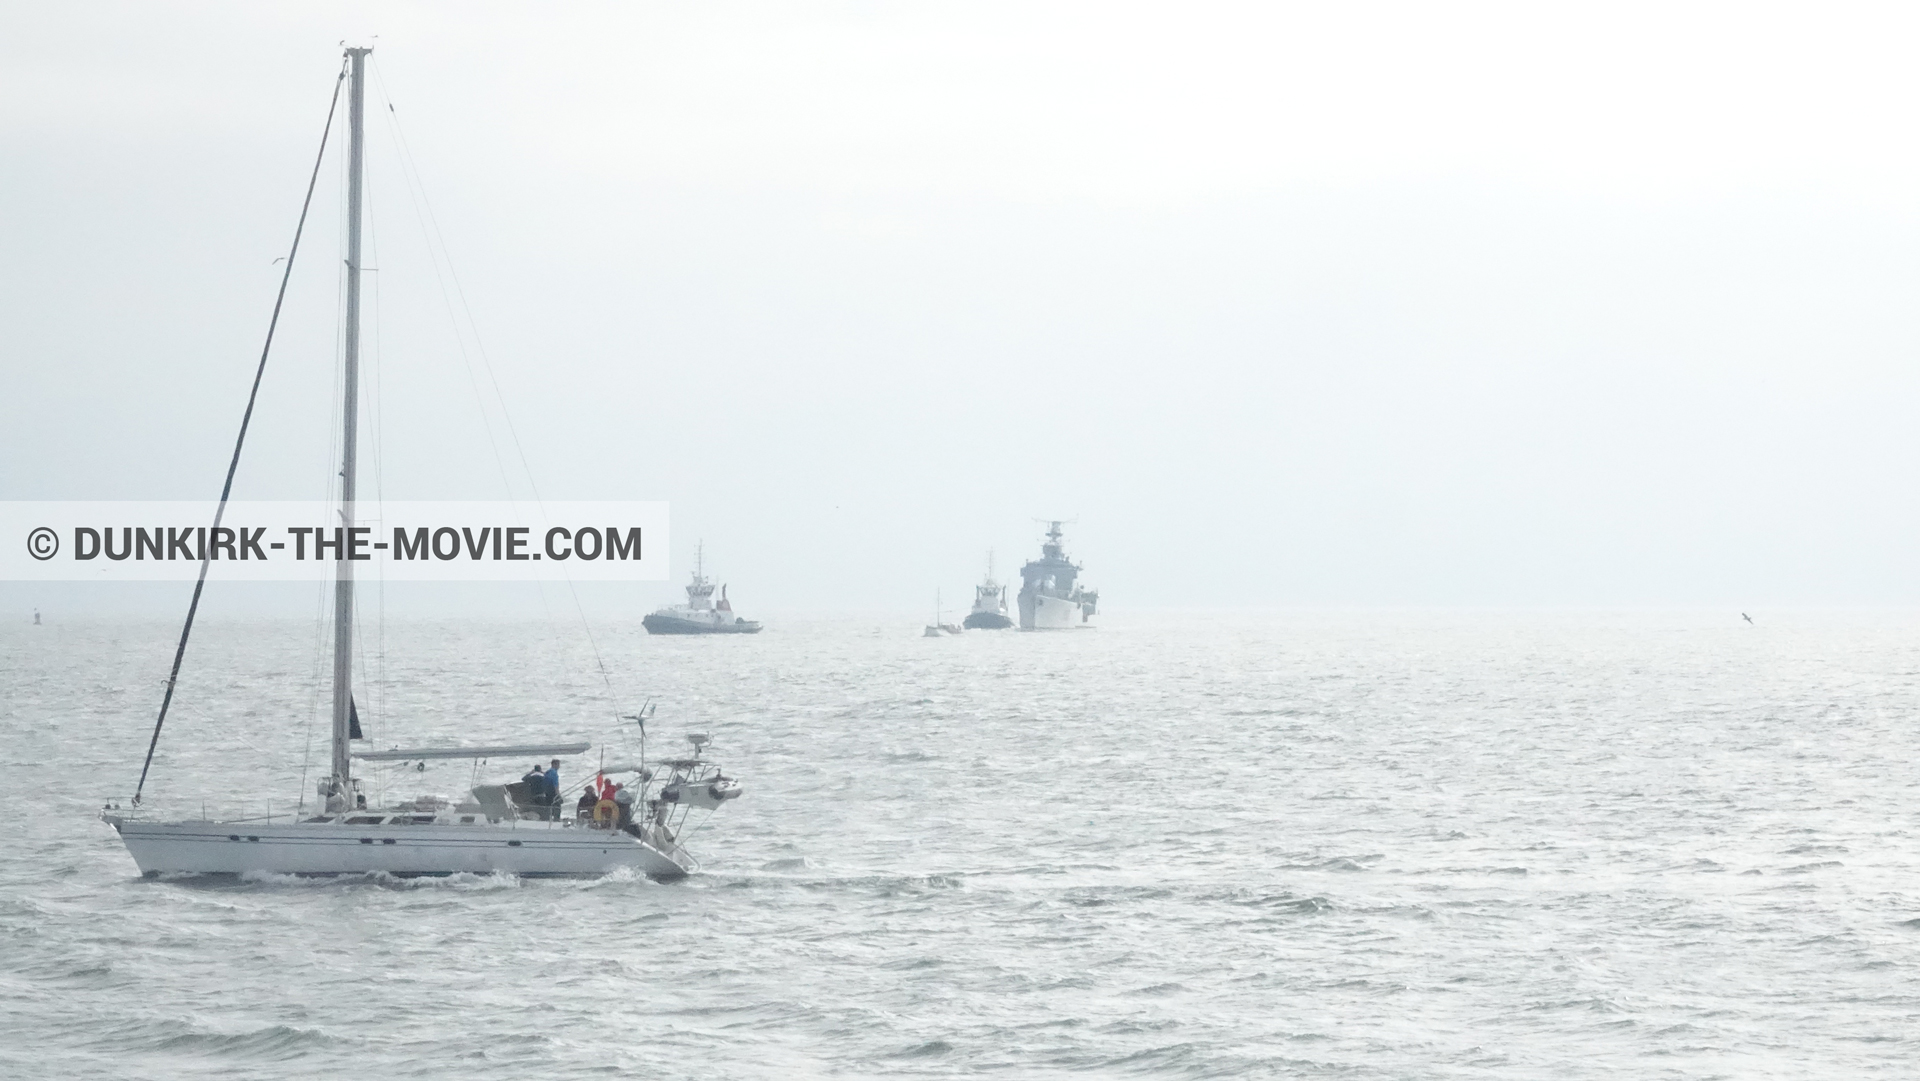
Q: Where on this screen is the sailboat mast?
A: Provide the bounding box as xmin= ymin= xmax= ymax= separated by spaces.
xmin=329 ymin=46 xmax=372 ymax=804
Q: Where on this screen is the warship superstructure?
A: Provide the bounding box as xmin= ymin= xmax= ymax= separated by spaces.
xmin=963 ymin=552 xmax=1013 ymax=629
xmin=643 ymin=545 xmax=762 ymax=635
xmin=1017 ymin=522 xmax=1098 ymax=630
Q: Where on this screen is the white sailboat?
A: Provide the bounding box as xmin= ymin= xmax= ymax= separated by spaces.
xmin=923 ymin=589 xmax=962 ymax=636
xmin=102 ymin=47 xmax=741 ymax=879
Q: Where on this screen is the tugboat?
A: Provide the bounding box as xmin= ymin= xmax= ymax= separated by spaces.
xmin=1017 ymin=521 xmax=1098 ymax=630
xmin=643 ymin=544 xmax=763 ymax=635
xmin=963 ymin=552 xmax=1013 ymax=629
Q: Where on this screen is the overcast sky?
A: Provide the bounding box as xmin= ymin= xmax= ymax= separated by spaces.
xmin=6 ymin=2 xmax=1920 ymax=615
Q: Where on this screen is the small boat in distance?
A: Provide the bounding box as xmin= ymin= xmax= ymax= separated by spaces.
xmin=643 ymin=543 xmax=763 ymax=635
xmin=925 ymin=590 xmax=962 ymax=636
xmin=962 ymin=551 xmax=1013 ymax=630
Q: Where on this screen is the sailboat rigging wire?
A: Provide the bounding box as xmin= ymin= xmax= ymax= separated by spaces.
xmin=368 ymin=60 xmax=623 ymax=719
xmin=369 ymin=64 xmax=516 ymax=503
xmin=295 ymin=536 xmax=334 ymax=814
xmin=366 ymin=163 xmax=389 ymax=773
xmin=301 ymin=76 xmax=355 ymax=812
xmin=131 ymin=61 xmax=350 ymax=806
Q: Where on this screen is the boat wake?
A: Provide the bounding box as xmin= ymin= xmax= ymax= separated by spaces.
xmin=150 ymin=868 xmax=532 ymax=892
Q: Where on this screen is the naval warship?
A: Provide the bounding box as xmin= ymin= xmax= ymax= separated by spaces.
xmin=963 ymin=552 xmax=1013 ymax=629
xmin=643 ymin=546 xmax=762 ymax=635
xmin=1017 ymin=522 xmax=1098 ymax=630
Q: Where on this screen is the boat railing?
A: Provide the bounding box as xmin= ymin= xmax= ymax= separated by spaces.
xmin=98 ymin=798 xmax=296 ymax=824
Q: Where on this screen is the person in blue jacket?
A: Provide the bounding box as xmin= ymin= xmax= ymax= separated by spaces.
xmin=544 ymin=759 xmax=562 ymax=818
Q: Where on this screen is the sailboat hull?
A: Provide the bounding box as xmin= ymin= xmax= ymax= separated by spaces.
xmin=106 ymin=817 xmax=693 ymax=879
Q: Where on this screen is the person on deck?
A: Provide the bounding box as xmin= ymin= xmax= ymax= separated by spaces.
xmin=592 ymin=785 xmax=618 ymax=828
xmin=544 ymin=759 xmax=561 ymax=814
xmin=576 ymin=787 xmax=597 ymax=821
xmin=522 ymin=765 xmax=547 ymax=814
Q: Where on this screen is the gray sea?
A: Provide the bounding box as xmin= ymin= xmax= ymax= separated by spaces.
xmin=3 ymin=610 xmax=1918 ymax=1079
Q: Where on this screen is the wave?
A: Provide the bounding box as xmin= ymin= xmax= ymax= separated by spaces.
xmin=212 ymin=869 xmax=526 ymax=892
xmin=154 ymin=1023 xmax=342 ymax=1058
xmin=887 ymin=1039 xmax=954 ymax=1058
xmin=1271 ymin=855 xmax=1383 ymax=872
xmin=705 ymin=870 xmax=969 ymax=894
xmin=1216 ymin=888 xmax=1335 ymax=914
xmin=73 ymin=1016 xmax=351 ymax=1061
xmin=573 ymin=866 xmax=655 ymax=891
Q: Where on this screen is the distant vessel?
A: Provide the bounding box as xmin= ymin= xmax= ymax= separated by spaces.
xmin=924 ymin=589 xmax=962 ymax=637
xmin=643 ymin=544 xmax=762 ymax=635
xmin=1017 ymin=521 xmax=1097 ymax=630
xmin=963 ymin=552 xmax=1012 ymax=630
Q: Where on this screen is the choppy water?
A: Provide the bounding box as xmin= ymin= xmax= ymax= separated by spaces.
xmin=3 ymin=610 xmax=1919 ymax=1078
